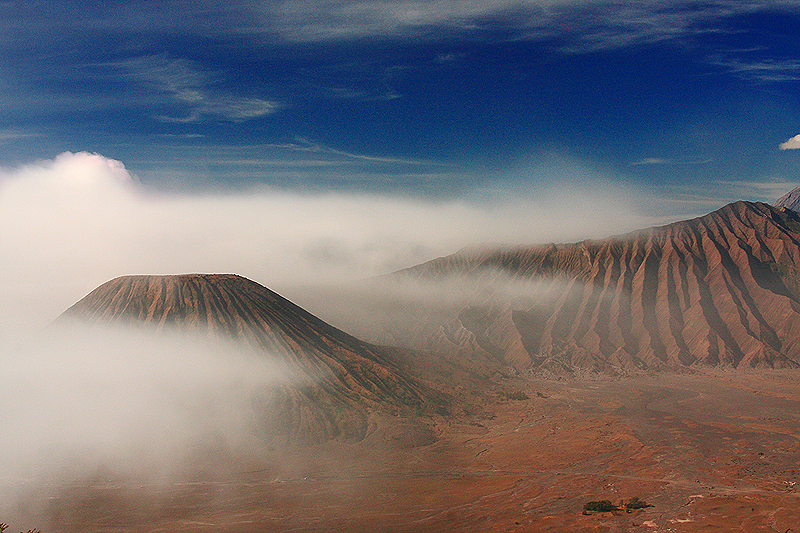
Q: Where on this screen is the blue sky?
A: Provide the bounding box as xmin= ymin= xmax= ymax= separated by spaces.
xmin=2 ymin=0 xmax=799 ymax=203
xmin=5 ymin=1 xmax=800 ymax=333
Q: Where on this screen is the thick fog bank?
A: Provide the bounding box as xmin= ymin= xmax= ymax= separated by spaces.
xmin=1 ymin=151 xmax=666 ymax=338
xmin=0 ymin=321 xmax=294 ymax=519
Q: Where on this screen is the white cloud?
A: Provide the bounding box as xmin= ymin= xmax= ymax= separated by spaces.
xmin=779 ymin=134 xmax=800 ymax=150
xmin=0 ymin=151 xmax=672 ymax=339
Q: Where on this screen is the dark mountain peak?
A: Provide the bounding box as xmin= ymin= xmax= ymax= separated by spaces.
xmin=63 ymin=273 xmax=356 ymax=343
xmin=60 ymin=274 xmax=430 ymax=442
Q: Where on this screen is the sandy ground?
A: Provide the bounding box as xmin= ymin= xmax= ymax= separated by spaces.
xmin=5 ymin=369 xmax=800 ymax=532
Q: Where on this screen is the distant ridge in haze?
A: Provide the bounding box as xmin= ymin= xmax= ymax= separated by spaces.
xmin=60 ymin=274 xmax=429 ymax=441
xmin=397 ymin=201 xmax=800 ymax=372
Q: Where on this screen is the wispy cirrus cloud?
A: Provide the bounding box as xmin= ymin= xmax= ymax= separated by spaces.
xmin=122 ymin=139 xmax=461 ymax=195
xmin=713 ymin=179 xmax=800 ymax=202
xmin=251 ymin=0 xmax=800 ymax=95
xmin=708 ymin=56 xmax=800 ymax=83
xmin=285 ymin=137 xmax=440 ymax=165
xmin=0 ymin=127 xmax=40 ymax=142
xmin=258 ymin=1 xmax=786 ymax=48
xmin=630 ymin=157 xmax=672 ymax=166
xmin=4 ymin=0 xmax=778 ymax=48
xmin=630 ymin=157 xmax=713 ymax=166
xmin=4 ymin=2 xmax=796 ymax=62
xmin=109 ymin=56 xmax=280 ymax=123
xmin=616 ymin=177 xmax=800 ymax=217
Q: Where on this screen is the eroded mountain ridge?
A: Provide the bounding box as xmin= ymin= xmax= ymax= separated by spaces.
xmin=401 ymin=201 xmax=800 ymax=371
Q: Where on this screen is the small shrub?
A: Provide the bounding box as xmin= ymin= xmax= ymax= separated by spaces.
xmin=583 ymin=500 xmax=616 ymax=512
xmin=625 ymin=497 xmax=651 ymax=509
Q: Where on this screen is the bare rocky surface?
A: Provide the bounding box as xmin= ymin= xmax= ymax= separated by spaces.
xmin=395 ymin=201 xmax=800 ymax=372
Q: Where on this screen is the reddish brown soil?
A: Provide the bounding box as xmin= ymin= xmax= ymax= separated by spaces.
xmin=8 ymin=369 xmax=800 ymax=532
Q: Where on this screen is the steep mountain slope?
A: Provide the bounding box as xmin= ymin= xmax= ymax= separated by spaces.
xmin=775 ymin=185 xmax=800 ymax=211
xmin=396 ymin=201 xmax=800 ymax=371
xmin=59 ymin=274 xmax=429 ymax=441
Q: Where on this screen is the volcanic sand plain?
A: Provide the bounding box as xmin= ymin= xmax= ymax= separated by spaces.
xmin=7 ymin=369 xmax=800 ymax=532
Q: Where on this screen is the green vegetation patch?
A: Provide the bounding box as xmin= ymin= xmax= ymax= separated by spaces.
xmin=583 ymin=500 xmax=616 ymax=512
xmin=582 ymin=497 xmax=651 ymax=515
xmin=624 ymin=497 xmax=651 ymax=509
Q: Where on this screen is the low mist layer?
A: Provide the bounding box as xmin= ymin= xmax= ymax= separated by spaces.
xmin=0 ymin=321 xmax=291 ymax=517
xmin=287 ymin=269 xmax=578 ymax=348
xmin=1 ymin=151 xmax=668 ymax=338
